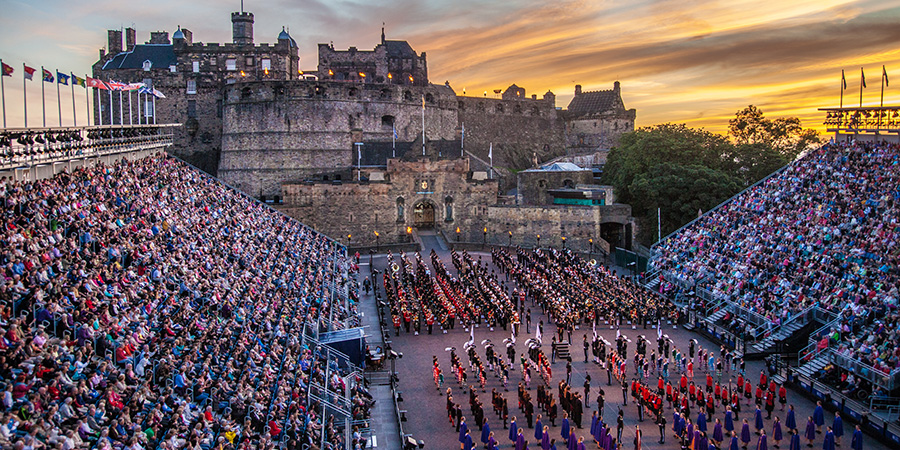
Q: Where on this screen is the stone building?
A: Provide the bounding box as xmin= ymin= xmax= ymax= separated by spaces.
xmin=316 ymin=29 xmax=428 ymax=86
xmin=563 ymin=82 xmax=637 ymax=153
xmin=280 ymin=152 xmax=635 ymax=253
xmin=92 ymin=11 xmax=300 ymax=174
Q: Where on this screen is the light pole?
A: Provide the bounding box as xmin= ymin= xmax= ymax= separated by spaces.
xmin=347 ymin=234 xmax=352 ymax=248
xmin=561 ymin=236 xmax=566 ymax=249
xmin=589 ymin=238 xmax=593 ymax=261
xmin=537 ymin=234 xmax=541 ymax=248
xmin=374 ymin=230 xmax=379 ymax=252
xmin=456 ymin=226 xmax=461 ymax=243
xmin=508 ymin=230 xmax=512 ymax=248
xmin=482 ymin=227 xmax=487 ymax=249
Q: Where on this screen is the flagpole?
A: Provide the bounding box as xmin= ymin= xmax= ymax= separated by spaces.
xmin=22 ymin=63 xmax=27 ymax=128
xmin=41 ymin=66 xmax=46 ymax=127
xmin=391 ymin=122 xmax=395 ymax=158
xmin=56 ymin=70 xmax=62 ymax=127
xmin=129 ymin=90 xmax=133 ymax=125
xmin=881 ymin=65 xmax=886 ymax=108
xmin=840 ymin=70 xmax=844 ymax=109
xmin=860 ymin=67 xmax=864 ymax=108
xmin=461 ymin=122 xmax=465 ymax=158
xmin=85 ymin=75 xmax=90 ymax=126
xmin=421 ymin=96 xmax=425 ymax=156
xmin=138 ymin=92 xmax=142 ymax=125
xmin=70 ymin=75 xmax=77 ymax=126
xmin=152 ymin=95 xmax=156 ymax=124
xmin=119 ymin=90 xmax=124 ymax=125
xmin=108 ymin=89 xmax=113 ymax=125
xmin=0 ymin=59 xmax=6 ymax=129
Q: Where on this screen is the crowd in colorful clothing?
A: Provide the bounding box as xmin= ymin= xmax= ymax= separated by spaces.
xmin=0 ymin=155 xmax=368 ymax=449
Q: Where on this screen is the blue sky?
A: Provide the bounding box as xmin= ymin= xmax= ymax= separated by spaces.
xmin=2 ymin=0 xmax=900 ymax=132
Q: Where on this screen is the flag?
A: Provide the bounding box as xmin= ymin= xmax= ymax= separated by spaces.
xmin=841 ymin=70 xmax=847 ymax=90
xmin=657 ymin=320 xmax=662 ymax=339
xmin=72 ymin=75 xmax=86 ymax=88
xmin=488 ymin=143 xmax=492 ymax=160
xmin=592 ymin=321 xmax=597 ymax=340
xmin=1 ymin=63 xmax=12 ymax=77
xmin=392 ymin=124 xmax=398 ymax=139
xmin=861 ymin=68 xmax=866 ymax=89
xmin=86 ymin=77 xmax=109 ymax=90
xmin=106 ymin=80 xmax=127 ymax=90
xmin=884 ymin=65 xmax=889 ymax=87
xmin=124 ymin=82 xmax=145 ymax=91
xmin=151 ymin=88 xmax=166 ymax=99
xmin=23 ymin=65 xmax=35 ymax=80
xmin=535 ymin=323 xmax=542 ymax=342
xmin=56 ymin=72 xmax=69 ymax=85
xmin=42 ymin=68 xmax=54 ymax=83
xmin=422 ymin=95 xmax=425 ymax=109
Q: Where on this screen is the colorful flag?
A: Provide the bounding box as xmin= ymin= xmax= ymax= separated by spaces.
xmin=72 ymin=74 xmax=86 ymax=87
xmin=23 ymin=65 xmax=35 ymax=80
xmin=106 ymin=80 xmax=127 ymax=90
xmin=488 ymin=143 xmax=492 ymax=159
xmin=56 ymin=71 xmax=69 ymax=85
xmin=1 ymin=62 xmax=12 ymax=77
xmin=151 ymin=88 xmax=166 ymax=99
xmin=884 ymin=65 xmax=889 ymax=87
xmin=861 ymin=68 xmax=866 ymax=89
xmin=42 ymin=68 xmax=54 ymax=83
xmin=86 ymin=77 xmax=109 ymax=90
xmin=841 ymin=70 xmax=847 ymax=90
xmin=125 ymin=82 xmax=145 ymax=91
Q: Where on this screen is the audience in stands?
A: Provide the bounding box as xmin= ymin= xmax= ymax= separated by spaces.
xmin=0 ymin=154 xmax=365 ymax=449
xmin=653 ymin=141 xmax=900 ymax=378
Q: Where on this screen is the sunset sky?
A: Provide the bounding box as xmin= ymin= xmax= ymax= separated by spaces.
xmin=1 ymin=0 xmax=899 ymax=133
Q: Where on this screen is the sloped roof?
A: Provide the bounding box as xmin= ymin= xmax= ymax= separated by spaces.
xmin=102 ymin=44 xmax=176 ymax=70
xmin=525 ymin=162 xmax=585 ymax=172
xmin=567 ymin=89 xmax=619 ymax=116
xmin=383 ymin=40 xmax=417 ymax=58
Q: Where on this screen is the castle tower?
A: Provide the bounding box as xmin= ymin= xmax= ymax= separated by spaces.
xmin=232 ymin=11 xmax=254 ymax=45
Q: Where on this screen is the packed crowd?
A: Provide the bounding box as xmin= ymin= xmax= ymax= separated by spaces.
xmin=0 ymin=154 xmax=367 ymax=449
xmin=653 ymin=141 xmax=900 ymax=373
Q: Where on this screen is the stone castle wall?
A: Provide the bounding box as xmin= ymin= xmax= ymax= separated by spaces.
xmin=457 ymin=96 xmax=566 ymax=172
xmin=219 ymin=81 xmax=460 ymax=196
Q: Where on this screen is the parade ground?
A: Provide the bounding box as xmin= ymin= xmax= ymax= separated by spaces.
xmin=361 ymin=245 xmax=892 ymax=450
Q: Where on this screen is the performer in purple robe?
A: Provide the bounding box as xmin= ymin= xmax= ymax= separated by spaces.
xmin=773 ymin=417 xmax=783 ymax=448
xmin=741 ymin=418 xmax=752 ymax=449
xmin=757 ymin=430 xmax=768 ymax=450
xmin=805 ymin=417 xmax=816 ymax=447
xmin=714 ymin=418 xmax=725 ymax=445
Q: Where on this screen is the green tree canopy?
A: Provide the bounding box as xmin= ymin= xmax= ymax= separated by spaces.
xmin=728 ymin=105 xmax=821 ymax=159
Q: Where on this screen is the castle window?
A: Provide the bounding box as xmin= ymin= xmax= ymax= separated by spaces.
xmin=187 ymin=100 xmax=196 ymax=118
xmin=142 ymin=60 xmax=152 ymax=71
xmin=444 ymin=196 xmax=454 ymax=222
xmin=245 ymin=56 xmax=254 ymax=66
xmin=169 ymin=64 xmax=177 ymax=73
xmin=210 ymin=57 xmax=216 ymax=66
xmin=458 ymin=101 xmax=465 ymax=111
xmin=538 ymin=179 xmax=547 ymax=188
xmin=403 ymin=91 xmax=413 ymax=102
xmin=192 ymin=61 xmax=200 ymax=73
xmin=425 ymin=93 xmax=434 ymax=104
xmin=315 ymin=85 xmax=326 ymax=97
xmin=381 ymin=115 xmax=395 ymax=127
xmin=226 ymin=59 xmax=236 ymax=71
xmin=495 ymin=103 xmax=504 ymax=113
xmin=348 ymin=87 xmax=358 ymax=97
xmin=563 ymin=179 xmax=575 ymax=189
xmin=261 ymin=59 xmax=271 ymax=71
xmin=531 ymin=106 xmax=540 ymax=116
xmin=380 ymin=89 xmax=391 ymax=99
xmin=186 ymin=80 xmax=197 ymax=95
xmin=241 ymin=87 xmax=251 ymax=100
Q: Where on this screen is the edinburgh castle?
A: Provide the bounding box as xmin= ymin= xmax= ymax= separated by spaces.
xmin=94 ymin=8 xmax=638 ymax=252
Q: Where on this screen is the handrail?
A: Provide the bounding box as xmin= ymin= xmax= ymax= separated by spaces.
xmin=749 ymin=302 xmax=817 ymax=341
xmin=826 ymin=348 xmax=897 ymax=391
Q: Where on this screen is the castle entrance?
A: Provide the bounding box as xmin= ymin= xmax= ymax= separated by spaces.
xmin=413 ymin=201 xmax=435 ymax=228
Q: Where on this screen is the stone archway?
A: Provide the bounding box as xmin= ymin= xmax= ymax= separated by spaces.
xmin=413 ymin=200 xmax=436 ymax=228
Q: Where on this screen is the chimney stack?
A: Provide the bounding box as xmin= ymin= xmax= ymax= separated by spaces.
xmin=574 ymin=84 xmax=582 ymax=96
xmin=107 ymin=29 xmax=123 ymax=54
xmin=125 ymin=27 xmax=136 ymax=50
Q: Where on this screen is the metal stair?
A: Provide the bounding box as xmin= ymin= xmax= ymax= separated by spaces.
xmin=796 ymin=353 xmax=830 ymax=379
xmin=749 ymin=320 xmax=805 ymax=353
xmin=708 ymin=308 xmax=730 ymax=323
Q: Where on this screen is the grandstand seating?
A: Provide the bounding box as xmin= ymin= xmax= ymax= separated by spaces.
xmin=650 ymin=141 xmax=900 ymax=391
xmin=0 ymin=153 xmax=367 ymax=449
